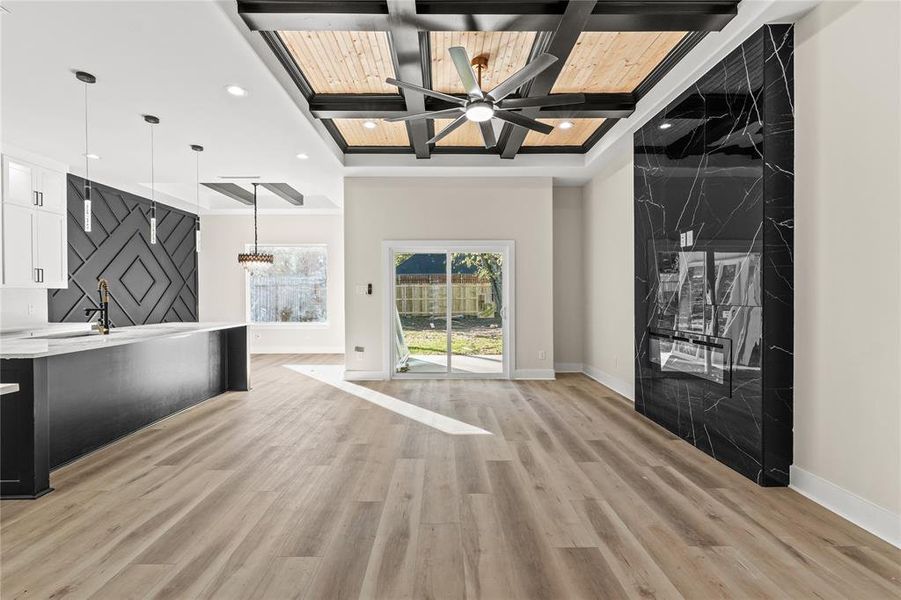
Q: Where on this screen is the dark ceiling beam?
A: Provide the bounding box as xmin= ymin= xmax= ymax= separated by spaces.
xmin=237 ymin=1 xmax=738 ymax=32
xmin=498 ymin=0 xmax=597 ymax=159
xmin=259 ymin=183 xmax=304 ymax=205
xmin=201 ymin=183 xmax=254 ymax=205
xmin=308 ymin=93 xmax=635 ymax=119
xmin=385 ymin=0 xmax=430 ymax=158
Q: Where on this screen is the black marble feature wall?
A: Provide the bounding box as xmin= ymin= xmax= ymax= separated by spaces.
xmin=49 ymin=176 xmax=198 ymax=325
xmin=633 ymin=25 xmax=793 ymax=486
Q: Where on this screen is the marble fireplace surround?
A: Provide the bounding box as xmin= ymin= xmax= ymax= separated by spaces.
xmin=633 ymin=25 xmax=794 ymax=486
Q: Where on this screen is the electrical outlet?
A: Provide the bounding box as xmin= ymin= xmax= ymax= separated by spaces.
xmin=686 ymin=230 xmax=694 ymax=245
xmin=538 ymin=350 xmax=546 ymax=360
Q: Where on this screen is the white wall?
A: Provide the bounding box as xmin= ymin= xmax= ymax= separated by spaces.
xmin=552 ymin=187 xmax=584 ymax=370
xmin=581 ymin=139 xmax=635 ymax=398
xmin=793 ymin=0 xmax=901 ymax=527
xmin=344 ymin=177 xmax=554 ymax=379
xmin=0 ymin=288 xmax=48 ymax=331
xmin=199 ymin=214 xmax=344 ymax=353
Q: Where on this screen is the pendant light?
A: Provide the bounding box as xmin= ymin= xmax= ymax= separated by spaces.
xmin=237 ymin=183 xmax=273 ymax=274
xmin=190 ymin=144 xmax=203 ymax=252
xmin=143 ymin=114 xmax=159 ymax=244
xmin=76 ymin=71 xmax=96 ymax=232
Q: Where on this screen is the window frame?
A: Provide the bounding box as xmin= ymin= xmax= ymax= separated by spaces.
xmin=243 ymin=243 xmax=329 ymax=329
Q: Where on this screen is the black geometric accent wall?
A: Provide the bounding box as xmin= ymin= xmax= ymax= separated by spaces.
xmin=633 ymin=25 xmax=794 ymax=486
xmin=48 ymin=176 xmax=198 ymax=326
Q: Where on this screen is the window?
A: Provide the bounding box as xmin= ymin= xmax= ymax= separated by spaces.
xmin=247 ymin=245 xmax=327 ymax=324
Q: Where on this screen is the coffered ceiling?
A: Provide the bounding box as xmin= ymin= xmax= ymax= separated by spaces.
xmin=238 ymin=0 xmax=741 ymax=159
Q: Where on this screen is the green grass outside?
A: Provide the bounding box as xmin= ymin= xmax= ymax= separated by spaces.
xmin=401 ymin=316 xmax=503 ymax=355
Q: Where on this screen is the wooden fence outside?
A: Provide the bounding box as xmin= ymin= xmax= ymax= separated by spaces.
xmin=395 ymin=274 xmax=496 ymax=317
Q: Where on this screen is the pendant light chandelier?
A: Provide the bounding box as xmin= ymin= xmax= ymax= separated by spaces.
xmin=143 ymin=114 xmax=159 ymax=244
xmin=190 ymin=144 xmax=203 ymax=253
xmin=76 ymin=71 xmax=96 ymax=232
xmin=237 ymin=183 xmax=273 ymax=274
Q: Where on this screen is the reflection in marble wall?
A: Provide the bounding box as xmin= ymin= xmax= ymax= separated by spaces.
xmin=634 ymin=25 xmax=793 ymax=486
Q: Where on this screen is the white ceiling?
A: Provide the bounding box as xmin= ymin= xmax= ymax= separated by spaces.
xmin=1 ymin=0 xmax=342 ymax=213
xmin=1 ymin=1 xmax=819 ymax=214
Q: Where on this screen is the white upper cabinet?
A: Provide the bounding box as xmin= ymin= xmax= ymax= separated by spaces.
xmin=3 ymin=158 xmax=36 ymax=209
xmin=1 ymin=154 xmax=69 ymax=288
xmin=36 ymin=168 xmax=67 ymax=214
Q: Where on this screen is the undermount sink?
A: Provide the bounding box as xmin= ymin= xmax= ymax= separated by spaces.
xmin=33 ymin=329 xmax=124 ymax=340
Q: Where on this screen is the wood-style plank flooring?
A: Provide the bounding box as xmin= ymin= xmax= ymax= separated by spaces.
xmin=1 ymin=354 xmax=898 ymax=599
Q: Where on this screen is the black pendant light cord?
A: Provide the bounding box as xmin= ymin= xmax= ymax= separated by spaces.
xmin=252 ymin=183 xmax=259 ymax=254
xmin=149 ymin=122 xmax=155 ymax=219
xmin=83 ymin=82 xmax=90 ymax=199
xmin=195 ymin=150 xmax=200 ymax=230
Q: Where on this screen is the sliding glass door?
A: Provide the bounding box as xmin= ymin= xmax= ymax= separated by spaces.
xmin=389 ymin=243 xmax=512 ymax=379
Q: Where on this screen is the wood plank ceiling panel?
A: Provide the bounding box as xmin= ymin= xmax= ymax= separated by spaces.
xmin=523 ymin=118 xmax=606 ymax=146
xmin=432 ymin=119 xmax=487 ymax=147
xmin=552 ymin=32 xmax=686 ymax=93
xmin=278 ymin=31 xmax=397 ymax=94
xmin=429 ymin=32 xmax=536 ymax=95
xmin=333 ymin=119 xmax=410 ymax=146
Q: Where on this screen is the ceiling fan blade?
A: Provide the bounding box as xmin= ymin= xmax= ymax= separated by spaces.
xmin=384 ymin=107 xmax=464 ymax=123
xmin=498 ymin=93 xmax=585 ymax=110
xmin=385 ymin=78 xmax=467 ymax=106
xmin=448 ymin=46 xmax=483 ymax=99
xmin=428 ymin=115 xmax=468 ymax=144
xmin=493 ymin=110 xmax=554 ymax=135
xmin=487 ymin=53 xmax=558 ymax=102
xmin=479 ymin=121 xmax=497 ymax=148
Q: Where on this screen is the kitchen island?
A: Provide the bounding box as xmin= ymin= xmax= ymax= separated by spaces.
xmin=0 ymin=322 xmax=249 ymax=499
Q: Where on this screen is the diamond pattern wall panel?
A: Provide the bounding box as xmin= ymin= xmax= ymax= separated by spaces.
xmin=49 ymin=176 xmax=198 ymax=326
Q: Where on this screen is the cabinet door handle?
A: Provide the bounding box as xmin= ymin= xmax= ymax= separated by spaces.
xmin=38 ymin=192 xmax=44 ymax=207
xmin=38 ymin=268 xmax=44 ymax=283
xmin=33 ymin=191 xmax=39 ymax=206
xmin=33 ymin=268 xmax=39 ymax=283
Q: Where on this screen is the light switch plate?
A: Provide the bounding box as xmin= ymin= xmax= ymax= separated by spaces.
xmin=686 ymin=230 xmax=694 ymax=245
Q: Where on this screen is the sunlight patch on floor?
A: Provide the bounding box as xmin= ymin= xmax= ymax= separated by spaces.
xmin=285 ymin=364 xmax=493 ymax=436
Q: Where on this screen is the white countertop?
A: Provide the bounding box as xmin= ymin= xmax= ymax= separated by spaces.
xmin=0 ymin=383 xmax=20 ymax=396
xmin=0 ymin=322 xmax=247 ymax=359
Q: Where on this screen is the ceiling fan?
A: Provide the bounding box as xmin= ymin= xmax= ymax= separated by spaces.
xmin=384 ymin=46 xmax=585 ymax=148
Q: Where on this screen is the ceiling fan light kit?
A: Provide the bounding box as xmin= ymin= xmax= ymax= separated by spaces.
xmin=385 ymin=46 xmax=584 ymax=148
xmin=465 ymin=101 xmax=494 ymax=123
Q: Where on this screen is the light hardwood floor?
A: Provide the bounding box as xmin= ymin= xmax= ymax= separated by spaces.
xmin=1 ymin=354 xmax=898 ymax=599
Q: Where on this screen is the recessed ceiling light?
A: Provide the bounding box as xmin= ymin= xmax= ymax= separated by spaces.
xmin=659 ymin=122 xmax=673 ymax=130
xmin=83 ymin=153 xmax=100 ymax=160
xmin=296 ymin=153 xmax=309 ymax=160
xmin=363 ymin=120 xmax=378 ymax=129
xmin=225 ymin=85 xmax=248 ymax=97
xmin=558 ymin=120 xmax=574 ymax=130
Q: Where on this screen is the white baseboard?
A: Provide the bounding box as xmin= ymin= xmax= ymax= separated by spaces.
xmin=512 ymin=369 xmax=556 ymax=380
xmin=343 ymin=370 xmax=388 ymax=381
xmin=251 ymin=346 xmax=344 ymax=355
xmin=790 ymin=465 xmax=900 ymax=548
xmin=581 ymin=364 xmax=635 ymax=401
xmin=554 ymin=362 xmax=583 ymax=373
